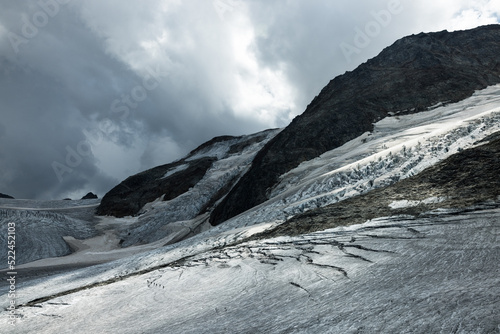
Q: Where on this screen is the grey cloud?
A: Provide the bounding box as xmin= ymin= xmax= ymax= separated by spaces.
xmin=247 ymin=0 xmax=412 ymax=114
xmin=0 ymin=0 xmax=494 ymax=199
xmin=0 ymin=2 xmax=128 ymax=199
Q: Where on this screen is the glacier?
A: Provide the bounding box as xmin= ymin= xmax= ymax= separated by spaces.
xmin=1 ymin=84 xmax=500 ymax=333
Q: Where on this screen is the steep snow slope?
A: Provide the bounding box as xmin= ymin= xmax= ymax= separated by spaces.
xmin=210 ymin=25 xmax=500 ymax=225
xmin=214 ymin=84 xmax=500 ymax=230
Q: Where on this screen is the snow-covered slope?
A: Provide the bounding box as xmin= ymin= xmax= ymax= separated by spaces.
xmin=208 ymin=84 xmax=500 ymax=230
xmin=114 ymin=128 xmax=281 ymax=247
xmin=0 ymin=209 xmax=98 ymax=268
xmin=3 ymin=208 xmax=499 ymax=333
xmin=92 ymin=84 xmax=500 ymax=246
xmin=0 ymin=130 xmax=281 ymax=268
xmin=208 ymin=24 xmax=500 ymax=226
xmin=0 ymin=199 xmax=100 ymax=267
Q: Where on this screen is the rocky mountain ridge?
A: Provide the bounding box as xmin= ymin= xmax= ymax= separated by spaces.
xmin=81 ymin=192 xmax=98 ymax=200
xmin=96 ymin=129 xmax=279 ymax=219
xmin=209 ymin=24 xmax=500 ymax=225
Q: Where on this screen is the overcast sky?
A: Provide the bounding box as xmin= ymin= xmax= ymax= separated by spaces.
xmin=0 ymin=0 xmax=498 ymax=200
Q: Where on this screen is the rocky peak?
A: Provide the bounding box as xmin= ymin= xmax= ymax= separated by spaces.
xmin=96 ymin=129 xmax=279 ymax=218
xmin=96 ymin=157 xmax=217 ymax=217
xmin=81 ymin=192 xmax=98 ymax=200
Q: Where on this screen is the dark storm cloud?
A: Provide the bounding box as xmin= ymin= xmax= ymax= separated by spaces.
xmin=0 ymin=1 xmax=139 ymax=199
xmin=0 ymin=0 xmax=497 ymax=199
xmin=0 ymin=0 xmax=268 ymax=199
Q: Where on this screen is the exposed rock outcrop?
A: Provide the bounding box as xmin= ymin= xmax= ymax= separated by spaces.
xmin=96 ymin=157 xmax=216 ymax=217
xmin=81 ymin=192 xmax=98 ymax=200
xmin=96 ymin=129 xmax=279 ymax=218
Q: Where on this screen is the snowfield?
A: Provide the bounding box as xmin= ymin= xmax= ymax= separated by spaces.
xmin=3 ymin=208 xmax=499 ymax=333
xmin=1 ymin=85 xmax=500 ymax=332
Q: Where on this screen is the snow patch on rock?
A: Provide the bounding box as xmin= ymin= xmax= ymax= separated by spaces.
xmin=160 ymin=164 xmax=189 ymax=179
xmin=388 ymin=197 xmax=446 ymax=209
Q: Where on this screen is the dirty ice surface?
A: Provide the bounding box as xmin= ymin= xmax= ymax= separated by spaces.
xmin=4 ymin=208 xmax=499 ymax=333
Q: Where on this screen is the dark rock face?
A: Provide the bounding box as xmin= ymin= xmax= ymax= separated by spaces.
xmin=209 ymin=24 xmax=500 ymax=226
xmin=0 ymin=193 xmax=14 ymax=199
xmin=96 ymin=129 xmax=278 ymax=218
xmin=81 ymin=192 xmax=98 ymax=200
xmin=96 ymin=157 xmax=216 ymax=217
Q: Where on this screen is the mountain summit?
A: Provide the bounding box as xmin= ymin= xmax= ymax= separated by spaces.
xmin=209 ymin=24 xmax=500 ymax=225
